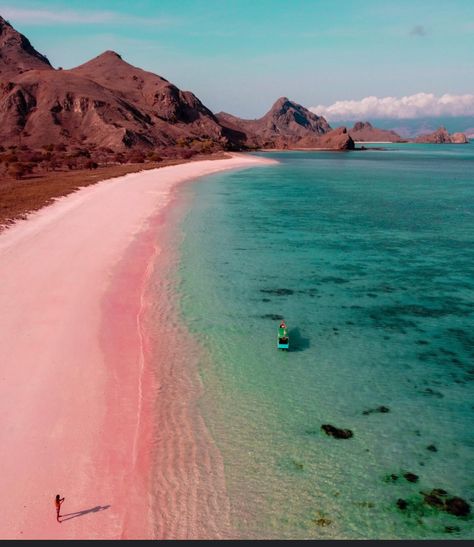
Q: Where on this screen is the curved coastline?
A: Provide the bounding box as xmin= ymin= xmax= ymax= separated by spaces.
xmin=0 ymin=153 xmax=276 ymax=539
xmin=100 ymin=152 xmax=277 ymax=540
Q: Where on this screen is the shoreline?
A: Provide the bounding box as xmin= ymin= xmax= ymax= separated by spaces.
xmin=0 ymin=152 xmax=276 ymax=539
xmin=0 ymin=152 xmax=232 ymax=232
xmin=139 ymin=182 xmax=235 ymax=539
xmin=257 ymin=147 xmax=357 ymax=152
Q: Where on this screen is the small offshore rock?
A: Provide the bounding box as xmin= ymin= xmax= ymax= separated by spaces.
xmin=426 ymin=444 xmax=438 ymax=452
xmin=383 ymin=473 xmax=398 ymax=483
xmin=396 ymin=499 xmax=408 ymax=510
xmin=445 ymin=497 xmax=471 ymax=517
xmin=321 ymin=424 xmax=353 ymax=439
xmin=403 ymin=472 xmax=419 ymax=483
xmin=421 ymin=490 xmax=470 ymax=517
xmin=423 ymin=493 xmax=444 ymax=509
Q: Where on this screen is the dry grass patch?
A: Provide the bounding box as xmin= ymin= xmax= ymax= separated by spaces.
xmin=0 ymin=153 xmax=231 ymax=230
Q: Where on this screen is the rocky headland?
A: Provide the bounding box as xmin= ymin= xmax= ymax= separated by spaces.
xmin=217 ymin=97 xmax=354 ymax=150
xmin=348 ymin=121 xmax=407 ymax=143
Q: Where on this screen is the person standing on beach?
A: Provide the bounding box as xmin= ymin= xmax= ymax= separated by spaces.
xmin=55 ymin=494 xmax=64 ymax=522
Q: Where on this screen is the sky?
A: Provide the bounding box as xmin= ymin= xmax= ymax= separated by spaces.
xmin=1 ymin=0 xmax=473 ymax=119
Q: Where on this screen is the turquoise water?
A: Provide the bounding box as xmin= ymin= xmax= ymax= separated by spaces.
xmin=175 ymin=144 xmax=474 ymax=539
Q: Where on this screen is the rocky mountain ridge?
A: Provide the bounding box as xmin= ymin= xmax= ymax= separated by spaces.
xmin=0 ymin=17 xmax=52 ymax=76
xmin=217 ymin=97 xmax=354 ymax=150
xmin=0 ymin=16 xmax=229 ymax=154
xmin=0 ymin=16 xmax=353 ymax=155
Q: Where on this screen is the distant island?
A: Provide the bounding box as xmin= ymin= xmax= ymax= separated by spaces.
xmin=345 ymin=121 xmax=468 ymax=145
xmin=413 ymin=126 xmax=468 ymax=144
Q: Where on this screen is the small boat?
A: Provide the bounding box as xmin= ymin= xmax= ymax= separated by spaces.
xmin=277 ymin=321 xmax=289 ymax=350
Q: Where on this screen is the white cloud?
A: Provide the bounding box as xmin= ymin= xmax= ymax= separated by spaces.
xmin=0 ymin=6 xmax=173 ymax=26
xmin=310 ymin=93 xmax=474 ymax=120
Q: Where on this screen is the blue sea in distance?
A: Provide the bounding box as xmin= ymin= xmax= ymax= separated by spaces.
xmin=175 ymin=144 xmax=474 ymax=539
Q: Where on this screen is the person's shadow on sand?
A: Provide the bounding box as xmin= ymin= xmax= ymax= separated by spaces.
xmin=60 ymin=505 xmax=110 ymax=521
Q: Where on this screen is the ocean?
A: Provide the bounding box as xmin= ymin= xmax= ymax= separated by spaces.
xmin=170 ymin=144 xmax=474 ymax=539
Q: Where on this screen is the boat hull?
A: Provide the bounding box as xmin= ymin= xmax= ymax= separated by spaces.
xmin=277 ymin=338 xmax=289 ymax=350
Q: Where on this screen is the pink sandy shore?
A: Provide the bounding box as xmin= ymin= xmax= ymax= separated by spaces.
xmin=0 ymin=153 xmax=275 ymax=540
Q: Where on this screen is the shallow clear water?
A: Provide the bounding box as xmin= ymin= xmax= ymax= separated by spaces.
xmin=175 ymin=144 xmax=474 ymax=539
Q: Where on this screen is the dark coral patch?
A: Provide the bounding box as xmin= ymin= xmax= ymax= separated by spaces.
xmin=403 ymin=472 xmax=419 ymax=483
xmin=421 ymin=489 xmax=470 ymax=517
xmin=363 ymin=406 xmax=390 ymax=415
xmin=423 ymin=493 xmax=445 ymax=509
xmin=260 ymin=314 xmax=284 ymax=320
xmin=420 ymin=388 xmax=444 ymax=398
xmin=260 ymin=288 xmax=294 ymax=296
xmin=396 ymin=499 xmax=408 ymax=510
xmin=321 ymin=424 xmax=353 ymax=439
xmin=317 ymin=276 xmax=349 ymax=284
xmin=445 ymin=497 xmax=471 ymax=517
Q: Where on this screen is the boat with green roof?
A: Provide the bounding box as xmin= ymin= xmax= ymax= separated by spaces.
xmin=277 ymin=321 xmax=289 ymax=350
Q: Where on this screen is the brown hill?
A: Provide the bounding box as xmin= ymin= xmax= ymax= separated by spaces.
xmin=348 ymin=121 xmax=405 ymax=142
xmin=414 ymin=126 xmax=468 ymax=144
xmin=0 ymin=68 xmax=163 ymax=149
xmin=70 ymin=51 xmax=225 ymax=142
xmin=217 ymin=97 xmax=353 ymax=150
xmin=0 ymin=16 xmax=354 ymax=156
xmin=0 ymin=54 xmax=228 ymax=151
xmin=0 ymin=16 xmax=52 ymax=77
xmin=0 ymin=18 xmax=228 ymax=153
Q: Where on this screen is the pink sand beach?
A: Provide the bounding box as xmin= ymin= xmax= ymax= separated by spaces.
xmin=0 ymin=153 xmax=274 ymax=539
